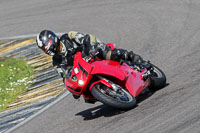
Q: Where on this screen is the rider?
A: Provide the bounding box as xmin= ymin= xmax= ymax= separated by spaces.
xmin=36 ymin=30 xmax=144 ymax=79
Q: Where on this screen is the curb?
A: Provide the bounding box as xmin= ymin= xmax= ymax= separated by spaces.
xmin=0 ymin=33 xmax=64 ymax=40
xmin=0 ymin=38 xmax=69 ymax=132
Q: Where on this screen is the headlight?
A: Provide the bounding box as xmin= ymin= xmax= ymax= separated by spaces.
xmin=78 ymin=80 xmax=84 ymax=85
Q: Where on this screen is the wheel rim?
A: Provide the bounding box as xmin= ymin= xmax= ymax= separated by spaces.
xmin=97 ymin=83 xmax=133 ymax=102
xmin=151 ymin=67 xmax=162 ymax=78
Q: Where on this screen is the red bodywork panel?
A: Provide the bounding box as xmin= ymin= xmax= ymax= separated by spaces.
xmin=64 ymin=43 xmax=150 ymax=100
xmin=64 ymin=52 xmax=93 ymax=95
xmin=91 ymin=60 xmax=126 ymax=81
xmin=89 ymin=79 xmax=112 ymax=91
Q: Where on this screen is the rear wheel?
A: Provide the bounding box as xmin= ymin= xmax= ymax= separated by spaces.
xmin=149 ymin=64 xmax=166 ymax=91
xmin=91 ymin=82 xmax=136 ymax=110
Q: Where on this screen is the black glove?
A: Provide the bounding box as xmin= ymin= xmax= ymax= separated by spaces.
xmin=76 ymin=45 xmax=83 ymax=52
xmin=88 ymin=45 xmax=100 ymax=59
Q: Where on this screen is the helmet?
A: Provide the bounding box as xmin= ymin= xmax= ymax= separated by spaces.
xmin=36 ymin=30 xmax=59 ymax=56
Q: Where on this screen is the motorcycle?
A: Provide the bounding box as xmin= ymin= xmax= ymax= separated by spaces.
xmin=62 ymin=43 xmax=166 ymax=109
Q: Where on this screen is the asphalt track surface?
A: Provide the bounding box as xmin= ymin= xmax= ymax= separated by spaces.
xmin=1 ymin=0 xmax=200 ymax=133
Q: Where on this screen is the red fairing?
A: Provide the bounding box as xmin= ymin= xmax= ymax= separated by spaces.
xmin=89 ymin=79 xmax=112 ymax=91
xmin=91 ymin=60 xmax=126 ymax=81
xmin=63 ymin=43 xmax=150 ymax=102
xmin=91 ymin=61 xmax=149 ymax=97
xmin=64 ymin=52 xmax=93 ymax=95
xmin=125 ymin=71 xmax=148 ymax=97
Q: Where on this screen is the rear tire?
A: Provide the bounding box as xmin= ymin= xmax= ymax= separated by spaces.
xmin=149 ymin=64 xmax=166 ymax=91
xmin=91 ymin=83 xmax=136 ymax=110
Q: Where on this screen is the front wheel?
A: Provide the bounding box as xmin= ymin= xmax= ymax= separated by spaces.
xmin=91 ymin=82 xmax=136 ymax=110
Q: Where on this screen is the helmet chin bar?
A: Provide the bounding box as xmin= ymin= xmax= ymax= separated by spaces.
xmin=46 ymin=50 xmax=55 ymax=56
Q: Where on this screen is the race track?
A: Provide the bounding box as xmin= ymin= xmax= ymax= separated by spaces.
xmin=1 ymin=0 xmax=200 ymax=133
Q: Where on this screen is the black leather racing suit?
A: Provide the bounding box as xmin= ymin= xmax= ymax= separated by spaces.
xmin=52 ymin=31 xmax=143 ymax=78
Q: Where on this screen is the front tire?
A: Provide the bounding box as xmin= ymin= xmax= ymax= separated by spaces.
xmin=91 ymin=83 xmax=136 ymax=110
xmin=149 ymin=64 xmax=166 ymax=91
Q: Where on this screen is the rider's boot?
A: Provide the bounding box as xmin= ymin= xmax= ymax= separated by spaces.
xmin=110 ymin=48 xmax=144 ymax=66
xmin=128 ymin=51 xmax=144 ymax=66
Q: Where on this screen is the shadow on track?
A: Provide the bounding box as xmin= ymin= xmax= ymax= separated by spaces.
xmin=76 ymin=84 xmax=169 ymax=121
xmin=136 ymin=83 xmax=169 ymax=103
xmin=75 ymin=104 xmax=126 ymax=120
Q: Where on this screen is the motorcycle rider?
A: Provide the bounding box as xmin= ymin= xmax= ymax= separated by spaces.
xmin=36 ymin=29 xmax=144 ymax=82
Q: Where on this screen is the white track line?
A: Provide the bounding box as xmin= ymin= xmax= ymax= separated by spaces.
xmin=5 ymin=90 xmax=70 ymax=133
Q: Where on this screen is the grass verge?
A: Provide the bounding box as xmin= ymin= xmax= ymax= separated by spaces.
xmin=0 ymin=57 xmax=34 ymax=111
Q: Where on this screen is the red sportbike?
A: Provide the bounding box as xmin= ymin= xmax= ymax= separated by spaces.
xmin=63 ymin=43 xmax=166 ymax=109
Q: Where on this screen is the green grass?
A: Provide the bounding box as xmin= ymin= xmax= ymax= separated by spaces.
xmin=0 ymin=57 xmax=34 ymax=111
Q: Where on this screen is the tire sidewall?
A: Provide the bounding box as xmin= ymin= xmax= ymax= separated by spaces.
xmin=91 ymin=83 xmax=136 ymax=110
xmin=149 ymin=64 xmax=166 ymax=91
